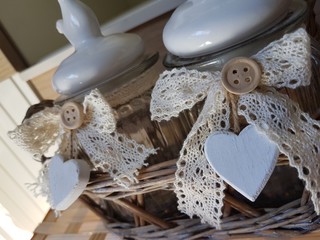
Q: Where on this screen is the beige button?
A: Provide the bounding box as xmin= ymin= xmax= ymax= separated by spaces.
xmin=60 ymin=102 xmax=84 ymax=130
xmin=221 ymin=57 xmax=261 ymax=95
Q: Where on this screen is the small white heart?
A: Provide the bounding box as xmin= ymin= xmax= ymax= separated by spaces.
xmin=204 ymin=125 xmax=279 ymax=201
xmin=48 ymin=154 xmax=90 ymax=210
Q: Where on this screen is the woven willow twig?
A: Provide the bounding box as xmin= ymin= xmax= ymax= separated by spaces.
xmin=81 ymin=197 xmax=317 ymax=240
xmin=85 ymin=160 xmax=176 ymax=199
xmin=84 ymin=154 xmax=319 ymax=238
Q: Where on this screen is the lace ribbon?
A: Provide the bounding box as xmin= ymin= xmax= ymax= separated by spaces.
xmin=150 ymin=28 xmax=319 ymax=228
xmin=9 ymin=89 xmax=156 ymax=187
xmin=7 ymin=106 xmax=63 ymax=160
xmin=77 ymin=90 xmax=157 ymax=185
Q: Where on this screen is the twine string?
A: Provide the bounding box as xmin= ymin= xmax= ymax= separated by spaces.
xmin=226 ymin=91 xmax=240 ymax=134
xmin=70 ymin=130 xmax=74 ymax=159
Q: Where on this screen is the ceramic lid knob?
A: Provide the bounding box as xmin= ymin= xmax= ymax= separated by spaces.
xmin=163 ymin=0 xmax=291 ymax=58
xmin=56 ymin=0 xmax=102 ymax=48
xmin=52 ymin=0 xmax=144 ymax=96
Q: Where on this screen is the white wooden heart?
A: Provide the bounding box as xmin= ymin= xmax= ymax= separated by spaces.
xmin=204 ymin=125 xmax=279 ymax=201
xmin=48 ymin=154 xmax=90 ymax=210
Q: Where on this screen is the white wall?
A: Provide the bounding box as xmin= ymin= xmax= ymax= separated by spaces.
xmin=0 ymin=75 xmax=49 ymax=239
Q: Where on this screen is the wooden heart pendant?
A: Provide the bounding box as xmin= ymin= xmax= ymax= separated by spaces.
xmin=48 ymin=154 xmax=90 ymax=210
xmin=204 ymin=125 xmax=279 ymax=201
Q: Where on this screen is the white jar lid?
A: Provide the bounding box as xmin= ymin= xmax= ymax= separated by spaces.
xmin=52 ymin=0 xmax=144 ymax=96
xmin=163 ymin=0 xmax=291 ymax=58
xmin=52 ymin=33 xmax=144 ymax=95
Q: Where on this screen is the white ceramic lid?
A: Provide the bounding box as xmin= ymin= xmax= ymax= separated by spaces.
xmin=52 ymin=0 xmax=144 ymax=95
xmin=163 ymin=0 xmax=291 ymax=58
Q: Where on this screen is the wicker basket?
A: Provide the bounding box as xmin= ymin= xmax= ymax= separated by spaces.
xmin=73 ymin=10 xmax=320 ymax=237
xmin=31 ymin=66 xmax=320 ymax=239
xmin=26 ymin=2 xmax=320 ymax=239
xmin=28 ymin=52 xmax=320 ymax=239
xmin=80 ymin=106 xmax=320 ymax=240
xmin=76 ymin=72 xmax=318 ymax=240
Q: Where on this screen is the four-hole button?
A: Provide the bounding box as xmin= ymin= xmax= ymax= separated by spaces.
xmin=60 ymin=102 xmax=84 ymax=130
xmin=221 ymin=57 xmax=261 ymax=95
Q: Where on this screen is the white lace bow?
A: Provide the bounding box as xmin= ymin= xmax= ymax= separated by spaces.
xmin=151 ymin=28 xmax=320 ymax=228
xmin=9 ymin=89 xmax=156 ymax=186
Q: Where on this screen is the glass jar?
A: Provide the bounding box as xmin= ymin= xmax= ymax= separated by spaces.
xmin=55 ymin=0 xmax=320 ymax=233
xmin=161 ymin=0 xmax=320 ymax=212
xmin=163 ymin=0 xmax=320 ymax=115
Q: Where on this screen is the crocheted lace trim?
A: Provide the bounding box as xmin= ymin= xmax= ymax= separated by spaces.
xmin=175 ymin=81 xmax=229 ymax=227
xmin=9 ymin=89 xmax=156 ymax=203
xmin=8 ymin=106 xmax=63 ymax=160
xmin=150 ymin=28 xmax=316 ymax=228
xmin=253 ymin=28 xmax=311 ymax=88
xmin=150 ymin=69 xmax=218 ymax=121
xmin=78 ymin=90 xmax=156 ymax=185
xmin=82 ymin=89 xmax=116 ymax=134
xmin=238 ymin=89 xmax=320 ymax=213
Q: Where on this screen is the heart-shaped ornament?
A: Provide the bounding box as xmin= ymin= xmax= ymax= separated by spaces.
xmin=48 ymin=154 xmax=90 ymax=210
xmin=204 ymin=125 xmax=279 ymax=201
